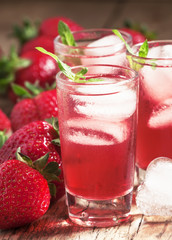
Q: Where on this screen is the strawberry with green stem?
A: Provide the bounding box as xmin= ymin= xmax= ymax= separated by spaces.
xmin=0 ymin=151 xmax=61 ymax=230
xmin=0 ymin=120 xmax=64 ymax=200
xmin=10 ymin=87 xmax=58 ymax=131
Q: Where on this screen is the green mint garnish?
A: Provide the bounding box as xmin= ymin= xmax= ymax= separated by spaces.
xmin=112 ymin=29 xmax=150 ymax=71
xmin=58 ymin=20 xmax=76 ymax=46
xmin=138 ymin=39 xmax=149 ymax=58
xmin=36 ymin=47 xmax=104 ymax=83
xmin=112 ymin=29 xmax=133 ymax=54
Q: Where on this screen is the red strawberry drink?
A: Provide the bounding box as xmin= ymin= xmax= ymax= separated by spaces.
xmin=127 ymin=40 xmax=172 ymax=180
xmin=54 ymin=29 xmax=132 ymax=67
xmin=57 ymin=65 xmax=138 ymax=227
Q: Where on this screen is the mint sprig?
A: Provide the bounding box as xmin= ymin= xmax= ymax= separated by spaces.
xmin=113 ymin=29 xmax=149 ymax=71
xmin=58 ymin=21 xmax=76 ymax=47
xmin=36 ymin=47 xmax=103 ymax=83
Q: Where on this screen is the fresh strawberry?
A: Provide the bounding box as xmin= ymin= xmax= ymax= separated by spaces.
xmin=10 ymin=89 xmax=58 ymax=131
xmin=120 ymin=28 xmax=146 ymax=44
xmin=0 ymin=152 xmax=60 ymax=230
xmin=39 ymin=16 xmax=83 ymax=38
xmin=0 ymin=120 xmax=64 ymax=199
xmin=20 ymin=35 xmax=55 ymax=55
xmin=15 ymin=49 xmax=58 ymax=89
xmin=0 ymin=109 xmax=11 ymax=133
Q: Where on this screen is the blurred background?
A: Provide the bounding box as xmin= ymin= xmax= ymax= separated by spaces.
xmin=1 ymin=0 xmax=172 ymax=54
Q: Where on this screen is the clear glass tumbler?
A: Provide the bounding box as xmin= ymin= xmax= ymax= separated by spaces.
xmin=56 ymin=64 xmax=139 ymax=227
xmin=54 ymin=29 xmax=132 ymax=67
xmin=127 ymin=40 xmax=172 ymax=182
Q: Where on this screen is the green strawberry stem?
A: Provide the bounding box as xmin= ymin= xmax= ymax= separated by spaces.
xmin=0 ymin=46 xmax=31 ymax=94
xmin=16 ymin=148 xmax=61 ymax=197
xmin=11 ymin=18 xmax=39 ymax=45
xmin=12 ymin=81 xmax=56 ymax=99
xmin=0 ymin=131 xmax=8 ymax=149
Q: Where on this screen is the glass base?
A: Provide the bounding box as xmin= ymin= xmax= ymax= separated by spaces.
xmin=136 ymin=166 xmax=146 ymax=184
xmin=66 ymin=190 xmax=133 ymax=227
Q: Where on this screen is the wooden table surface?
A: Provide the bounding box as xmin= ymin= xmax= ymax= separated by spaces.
xmin=1 ymin=0 xmax=172 ymax=239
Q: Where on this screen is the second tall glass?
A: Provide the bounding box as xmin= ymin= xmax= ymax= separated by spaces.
xmin=54 ymin=28 xmax=132 ymax=67
xmin=127 ymin=40 xmax=172 ymax=181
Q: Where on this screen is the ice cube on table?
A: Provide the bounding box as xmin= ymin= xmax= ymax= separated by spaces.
xmin=141 ymin=45 xmax=172 ymax=103
xmin=66 ymin=118 xmax=129 ymax=144
xmin=136 ymin=157 xmax=172 ymax=216
xmin=81 ymin=35 xmax=127 ymax=67
xmin=73 ymin=88 xmax=136 ymax=121
xmin=148 ymin=98 xmax=172 ymax=128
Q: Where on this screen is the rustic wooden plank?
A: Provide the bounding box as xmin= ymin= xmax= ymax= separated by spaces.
xmin=0 ymin=0 xmax=116 ymax=55
xmin=108 ymin=0 xmax=172 ymax=39
xmin=0 ymin=197 xmax=143 ymax=240
xmin=1 ymin=196 xmax=172 ymax=240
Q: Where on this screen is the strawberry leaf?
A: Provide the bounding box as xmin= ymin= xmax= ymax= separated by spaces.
xmin=33 ymin=152 xmax=49 ymax=169
xmin=48 ymin=182 xmax=57 ymax=197
xmin=11 ymin=18 xmax=39 ymax=45
xmin=16 ymin=150 xmax=33 ymax=166
xmin=43 ymin=162 xmax=60 ymax=175
xmin=0 ymin=131 xmax=8 ymax=149
xmin=12 ymin=83 xmax=32 ymax=98
xmin=0 ymin=47 xmax=31 ymax=94
xmin=58 ymin=20 xmax=76 ymax=46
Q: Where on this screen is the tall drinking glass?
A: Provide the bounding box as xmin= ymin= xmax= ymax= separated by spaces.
xmin=54 ymin=29 xmax=132 ymax=67
xmin=56 ymin=64 xmax=139 ymax=227
xmin=127 ymin=40 xmax=172 ymax=182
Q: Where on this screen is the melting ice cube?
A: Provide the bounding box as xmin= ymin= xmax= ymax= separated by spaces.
xmin=136 ymin=157 xmax=172 ymax=216
xmin=81 ymin=35 xmax=127 ymax=67
xmin=73 ymin=88 xmax=136 ymax=121
xmin=66 ymin=119 xmax=129 ymax=145
xmin=148 ymin=98 xmax=172 ymax=128
xmin=141 ymin=45 xmax=172 ymax=103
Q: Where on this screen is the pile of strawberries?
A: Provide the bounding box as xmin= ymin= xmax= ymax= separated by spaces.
xmin=0 ymin=16 xmax=153 ymax=230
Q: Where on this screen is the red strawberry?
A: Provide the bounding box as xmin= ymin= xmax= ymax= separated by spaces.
xmin=120 ymin=28 xmax=146 ymax=44
xmin=20 ymin=35 xmax=55 ymax=55
xmin=0 ymin=109 xmax=11 ymax=133
xmin=0 ymin=159 xmax=50 ymax=229
xmin=0 ymin=120 xmax=64 ymax=200
xmin=39 ymin=16 xmax=83 ymax=38
xmin=0 ymin=152 xmax=60 ymax=230
xmin=10 ymin=89 xmax=58 ymax=131
xmin=15 ymin=49 xmax=58 ymax=88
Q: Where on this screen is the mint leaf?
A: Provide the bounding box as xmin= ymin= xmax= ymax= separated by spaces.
xmin=58 ymin=20 xmax=76 ymax=46
xmin=36 ymin=47 xmax=76 ymax=80
xmin=36 ymin=47 xmax=104 ymax=83
xmin=112 ymin=29 xmax=133 ymax=54
xmin=12 ymin=83 xmax=32 ymax=98
xmin=139 ymin=39 xmax=148 ymax=57
xmin=113 ymin=29 xmax=150 ymax=70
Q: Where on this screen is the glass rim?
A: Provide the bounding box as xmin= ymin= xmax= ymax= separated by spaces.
xmin=56 ymin=64 xmax=138 ymax=87
xmin=54 ymin=28 xmax=132 ymax=51
xmin=127 ymin=40 xmax=172 ymax=62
